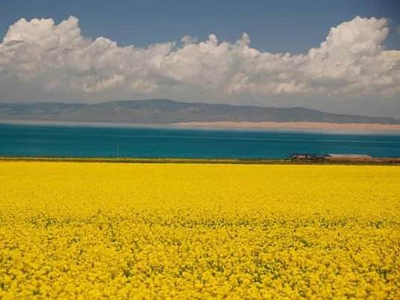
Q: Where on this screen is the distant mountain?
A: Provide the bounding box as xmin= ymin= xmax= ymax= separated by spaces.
xmin=0 ymin=99 xmax=399 ymax=125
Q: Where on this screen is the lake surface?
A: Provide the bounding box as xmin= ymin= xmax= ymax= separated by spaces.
xmin=1 ymin=123 xmax=399 ymax=158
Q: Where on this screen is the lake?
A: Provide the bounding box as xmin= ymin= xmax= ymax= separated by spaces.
xmin=0 ymin=123 xmax=399 ymax=158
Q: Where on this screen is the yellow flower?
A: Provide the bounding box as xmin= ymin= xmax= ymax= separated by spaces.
xmin=0 ymin=162 xmax=399 ymax=299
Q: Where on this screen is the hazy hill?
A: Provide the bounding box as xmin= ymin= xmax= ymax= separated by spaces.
xmin=0 ymin=99 xmax=399 ymax=125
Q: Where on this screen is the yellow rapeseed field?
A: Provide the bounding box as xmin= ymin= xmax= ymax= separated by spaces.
xmin=0 ymin=162 xmax=399 ymax=299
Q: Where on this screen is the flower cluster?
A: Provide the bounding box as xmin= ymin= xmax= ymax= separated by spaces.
xmin=0 ymin=162 xmax=399 ymax=299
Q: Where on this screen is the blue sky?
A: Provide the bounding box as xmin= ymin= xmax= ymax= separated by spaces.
xmin=1 ymin=0 xmax=399 ymax=54
xmin=0 ymin=0 xmax=399 ymax=117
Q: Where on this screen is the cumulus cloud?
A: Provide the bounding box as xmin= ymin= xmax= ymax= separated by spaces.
xmin=0 ymin=16 xmax=399 ymax=113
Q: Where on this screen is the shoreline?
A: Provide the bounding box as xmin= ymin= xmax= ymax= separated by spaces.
xmin=1 ymin=156 xmax=399 ymax=166
xmin=1 ymin=120 xmax=400 ymax=133
xmin=172 ymin=121 xmax=400 ymax=132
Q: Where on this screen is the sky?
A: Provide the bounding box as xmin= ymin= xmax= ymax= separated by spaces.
xmin=0 ymin=0 xmax=399 ymax=117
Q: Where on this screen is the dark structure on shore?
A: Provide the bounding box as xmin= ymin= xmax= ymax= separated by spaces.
xmin=289 ymin=153 xmax=373 ymax=161
xmin=289 ymin=153 xmax=325 ymax=161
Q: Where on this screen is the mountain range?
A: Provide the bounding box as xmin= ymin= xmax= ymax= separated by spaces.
xmin=0 ymin=99 xmax=399 ymax=125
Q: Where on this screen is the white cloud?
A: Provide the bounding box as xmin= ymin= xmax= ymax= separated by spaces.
xmin=0 ymin=15 xmax=399 ymax=115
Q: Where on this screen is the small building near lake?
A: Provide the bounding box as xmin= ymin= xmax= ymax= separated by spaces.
xmin=326 ymin=154 xmax=372 ymax=159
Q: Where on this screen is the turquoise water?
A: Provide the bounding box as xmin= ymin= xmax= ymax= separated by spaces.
xmin=0 ymin=123 xmax=399 ymax=158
